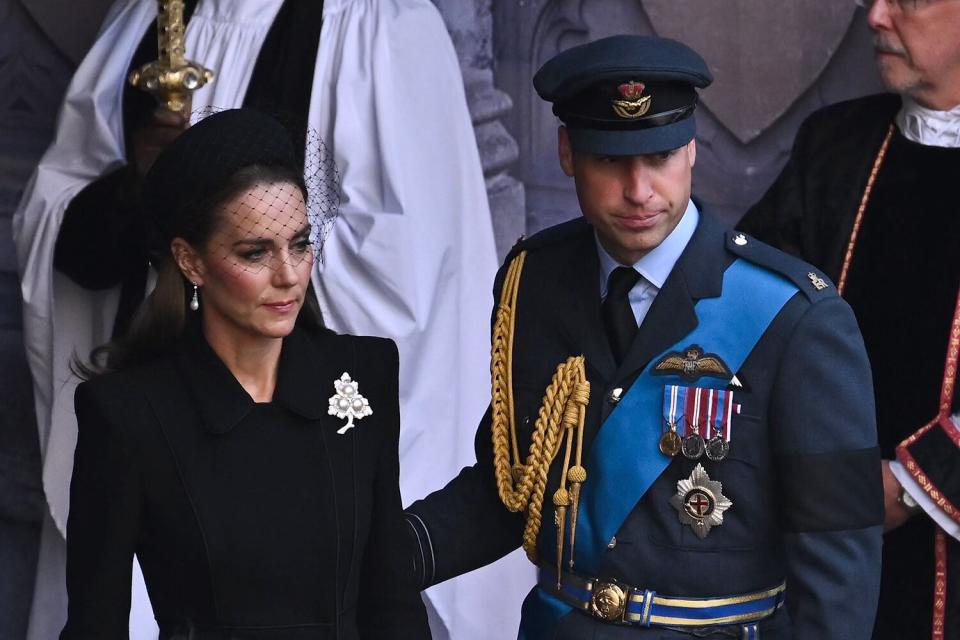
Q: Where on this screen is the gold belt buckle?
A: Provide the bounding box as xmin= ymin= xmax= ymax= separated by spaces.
xmin=590 ymin=580 xmax=627 ymax=622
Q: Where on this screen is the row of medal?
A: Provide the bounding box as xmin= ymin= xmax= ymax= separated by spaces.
xmin=659 ymin=385 xmax=739 ymax=461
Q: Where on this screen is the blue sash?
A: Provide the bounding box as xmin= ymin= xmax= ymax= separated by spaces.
xmin=518 ymin=259 xmax=798 ymax=639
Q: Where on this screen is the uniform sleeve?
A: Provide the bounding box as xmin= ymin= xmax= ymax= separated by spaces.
xmin=61 ymin=381 xmax=140 ymax=640
xmin=895 ymin=413 xmax=960 ymax=536
xmin=404 ymin=257 xmax=525 ymax=588
xmin=405 ymin=408 xmax=525 ymax=588
xmin=769 ymin=295 xmax=884 ymax=639
xmin=357 ymin=341 xmax=430 ymax=639
xmin=54 ymin=164 xmax=149 ymax=291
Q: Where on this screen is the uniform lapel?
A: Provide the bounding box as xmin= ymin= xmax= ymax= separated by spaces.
xmin=557 ymin=230 xmax=618 ymax=380
xmin=616 ymin=213 xmax=730 ymax=380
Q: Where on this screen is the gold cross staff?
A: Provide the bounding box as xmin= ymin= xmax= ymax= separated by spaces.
xmin=128 ymin=0 xmax=215 ymax=117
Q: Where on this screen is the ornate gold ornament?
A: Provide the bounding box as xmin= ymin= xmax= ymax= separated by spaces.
xmin=128 ymin=0 xmax=215 ymax=116
xmin=612 ymin=80 xmax=652 ymax=119
xmin=670 ymin=463 xmax=732 ymax=539
xmin=491 ymin=250 xmax=591 ymax=584
xmin=591 ymin=581 xmax=627 ymax=622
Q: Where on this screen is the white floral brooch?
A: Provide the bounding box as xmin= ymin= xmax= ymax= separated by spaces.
xmin=328 ymin=372 xmax=372 ymax=434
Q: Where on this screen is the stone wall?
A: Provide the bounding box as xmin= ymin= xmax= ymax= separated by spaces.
xmin=432 ymin=0 xmax=526 ymax=259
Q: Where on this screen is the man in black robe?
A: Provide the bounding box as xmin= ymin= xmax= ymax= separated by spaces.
xmin=739 ymin=1 xmax=960 ymax=637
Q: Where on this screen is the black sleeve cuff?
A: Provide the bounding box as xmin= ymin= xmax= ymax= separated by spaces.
xmin=897 ymin=416 xmax=960 ymax=525
xmin=405 ymin=512 xmax=435 ymax=589
xmin=54 ymin=164 xmax=148 ymax=290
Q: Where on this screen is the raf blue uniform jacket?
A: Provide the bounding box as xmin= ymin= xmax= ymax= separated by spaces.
xmin=407 ymin=213 xmax=884 ymax=639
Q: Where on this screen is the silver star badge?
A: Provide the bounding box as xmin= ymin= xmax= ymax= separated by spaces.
xmin=328 ymin=372 xmax=372 ymax=434
xmin=670 ymin=463 xmax=732 ymax=539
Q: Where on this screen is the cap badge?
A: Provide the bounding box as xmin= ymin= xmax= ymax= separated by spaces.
xmin=670 ymin=463 xmax=732 ymax=539
xmin=612 ymin=81 xmax=651 ymax=119
xmin=328 ymin=372 xmax=372 ymax=434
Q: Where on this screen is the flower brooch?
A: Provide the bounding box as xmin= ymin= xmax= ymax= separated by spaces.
xmin=328 ymin=372 xmax=372 ymax=434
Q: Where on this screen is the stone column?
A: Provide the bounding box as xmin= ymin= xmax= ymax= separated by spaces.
xmin=432 ymin=0 xmax=525 ymax=259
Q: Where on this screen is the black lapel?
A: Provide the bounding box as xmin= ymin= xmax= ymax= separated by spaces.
xmin=616 ymin=213 xmax=731 ymax=380
xmin=556 ymin=230 xmax=617 ymax=380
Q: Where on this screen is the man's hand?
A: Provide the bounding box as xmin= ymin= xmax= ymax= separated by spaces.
xmin=132 ymin=108 xmax=189 ymax=176
xmin=882 ymin=459 xmax=917 ymax=532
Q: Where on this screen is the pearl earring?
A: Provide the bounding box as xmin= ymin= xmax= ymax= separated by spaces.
xmin=190 ymin=283 xmax=199 ymax=311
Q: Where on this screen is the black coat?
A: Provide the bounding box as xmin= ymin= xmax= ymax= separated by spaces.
xmin=62 ymin=326 xmax=429 ymax=640
xmin=408 ymin=213 xmax=884 ymax=639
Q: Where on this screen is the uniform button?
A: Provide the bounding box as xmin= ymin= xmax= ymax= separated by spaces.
xmin=609 ymin=388 xmax=623 ymax=405
xmin=607 ymin=536 xmax=617 ymax=549
xmin=734 ymin=233 xmax=748 ymax=246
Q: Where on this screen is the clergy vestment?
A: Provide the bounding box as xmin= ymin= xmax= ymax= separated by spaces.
xmin=13 ymin=0 xmax=527 ymax=637
xmin=739 ymin=93 xmax=960 ymax=639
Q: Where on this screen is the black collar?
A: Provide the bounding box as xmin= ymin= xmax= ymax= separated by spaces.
xmin=673 ymin=209 xmax=734 ymax=301
xmin=175 ymin=323 xmax=329 ymax=434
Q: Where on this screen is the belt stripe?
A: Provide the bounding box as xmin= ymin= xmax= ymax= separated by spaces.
xmin=540 ymin=568 xmax=784 ymax=629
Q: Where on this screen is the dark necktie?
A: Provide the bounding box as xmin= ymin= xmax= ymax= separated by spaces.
xmin=602 ymin=266 xmax=641 ymax=364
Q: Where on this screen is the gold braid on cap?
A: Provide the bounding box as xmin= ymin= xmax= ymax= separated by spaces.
xmin=491 ymin=250 xmax=590 ymax=583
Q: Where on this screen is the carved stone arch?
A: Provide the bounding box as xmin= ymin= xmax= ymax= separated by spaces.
xmin=526 ymin=0 xmax=589 ymax=187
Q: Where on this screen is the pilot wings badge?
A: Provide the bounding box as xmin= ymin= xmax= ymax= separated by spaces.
xmin=652 ymin=345 xmax=732 ymax=381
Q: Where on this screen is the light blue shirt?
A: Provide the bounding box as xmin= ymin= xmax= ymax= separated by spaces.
xmin=596 ymin=199 xmax=699 ymax=327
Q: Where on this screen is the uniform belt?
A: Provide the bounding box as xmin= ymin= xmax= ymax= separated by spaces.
xmin=538 ymin=567 xmax=785 ymax=631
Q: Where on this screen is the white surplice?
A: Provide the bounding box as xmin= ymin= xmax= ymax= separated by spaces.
xmin=14 ymin=0 xmax=531 ymax=638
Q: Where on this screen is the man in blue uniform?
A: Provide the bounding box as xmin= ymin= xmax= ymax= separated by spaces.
xmin=406 ymin=35 xmax=884 ymax=639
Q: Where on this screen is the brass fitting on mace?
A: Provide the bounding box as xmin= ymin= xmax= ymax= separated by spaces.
xmin=128 ymin=0 xmax=214 ymax=117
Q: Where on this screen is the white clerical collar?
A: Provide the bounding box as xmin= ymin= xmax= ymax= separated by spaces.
xmin=596 ymin=199 xmax=700 ymax=291
xmin=896 ymin=97 xmax=960 ymax=148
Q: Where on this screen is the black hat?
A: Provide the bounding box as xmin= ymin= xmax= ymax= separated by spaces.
xmin=143 ymin=108 xmax=300 ymax=249
xmin=534 ymin=35 xmax=713 ymax=156
xmin=142 ymin=108 xmax=341 ymax=264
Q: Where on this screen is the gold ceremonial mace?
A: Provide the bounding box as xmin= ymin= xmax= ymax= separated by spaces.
xmin=128 ymin=0 xmax=215 ymax=117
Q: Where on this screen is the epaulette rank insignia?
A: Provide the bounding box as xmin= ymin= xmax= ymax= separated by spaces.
xmin=807 ymin=272 xmax=828 ymax=291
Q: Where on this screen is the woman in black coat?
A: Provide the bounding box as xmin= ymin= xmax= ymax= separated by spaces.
xmin=61 ymin=109 xmax=430 ymax=640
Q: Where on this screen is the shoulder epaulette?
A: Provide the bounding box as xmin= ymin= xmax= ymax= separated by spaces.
xmin=725 ymin=230 xmax=836 ymax=302
xmin=504 ymin=217 xmax=590 ymax=262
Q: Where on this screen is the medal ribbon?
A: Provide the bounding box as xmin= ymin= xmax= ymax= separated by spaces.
xmin=663 ymin=385 xmax=686 ymax=432
xmin=705 ymin=389 xmax=716 ymax=439
xmin=669 ymin=387 xmax=740 ymax=441
xmin=688 ymin=387 xmax=702 ymax=437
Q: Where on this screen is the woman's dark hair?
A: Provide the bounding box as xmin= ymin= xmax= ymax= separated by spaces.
xmin=77 ymin=112 xmax=327 ymax=378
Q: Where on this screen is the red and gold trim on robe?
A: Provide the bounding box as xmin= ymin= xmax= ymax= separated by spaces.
xmin=840 ymin=122 xmax=960 ymax=640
